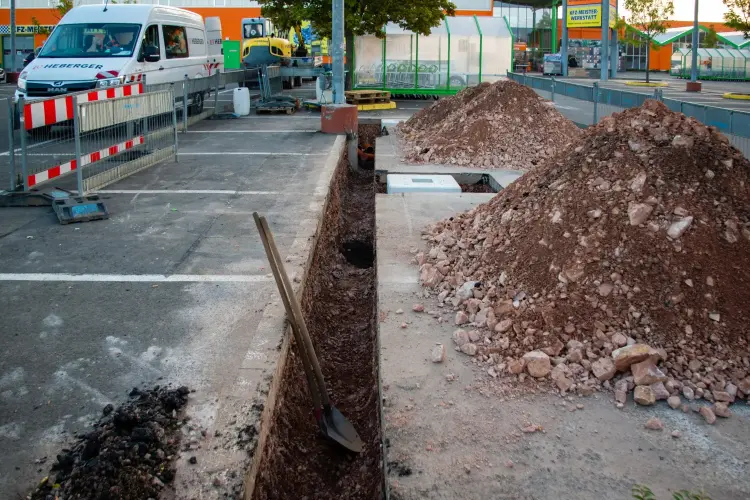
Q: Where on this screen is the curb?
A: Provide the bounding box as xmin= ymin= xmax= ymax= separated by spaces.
xmin=722 ymin=92 xmax=750 ymax=100
xmin=625 ymin=81 xmax=668 ymax=87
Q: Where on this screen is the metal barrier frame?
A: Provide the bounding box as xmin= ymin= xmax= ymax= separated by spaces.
xmin=507 ymin=71 xmax=750 ymax=159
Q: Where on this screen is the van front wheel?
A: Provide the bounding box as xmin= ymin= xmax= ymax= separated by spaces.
xmin=189 ymin=92 xmax=204 ymax=116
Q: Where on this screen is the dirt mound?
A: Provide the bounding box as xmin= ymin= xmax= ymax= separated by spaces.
xmin=418 ymin=100 xmax=750 ymax=404
xmin=397 ymin=80 xmax=581 ymax=171
xmin=31 ymin=386 xmax=189 ymax=500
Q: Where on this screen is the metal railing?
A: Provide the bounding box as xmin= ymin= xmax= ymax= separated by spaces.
xmin=2 ymin=68 xmax=268 ymax=195
xmin=507 ymin=72 xmax=750 ymax=159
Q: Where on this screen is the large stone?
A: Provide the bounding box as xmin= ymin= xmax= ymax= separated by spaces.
xmin=631 ymin=359 xmax=667 ymax=386
xmin=420 ymin=265 xmax=443 ymax=288
xmin=713 ymin=390 xmax=734 ymax=403
xmin=522 ymin=351 xmax=552 ymax=378
xmin=551 ymin=365 xmax=573 ymax=392
xmin=644 ymin=417 xmax=663 ymax=431
xmin=627 ymin=202 xmax=654 ymax=226
xmin=650 ymin=382 xmax=670 ymax=400
xmin=495 ymin=318 xmax=513 ymax=333
xmin=456 ymin=281 xmax=479 ymax=302
xmin=699 ymin=406 xmax=716 ymax=424
xmin=667 ymin=395 xmax=681 ymax=409
xmin=431 ymin=344 xmax=446 ymax=363
xmin=567 ymin=349 xmax=583 ymax=363
xmin=667 ymin=216 xmax=693 ymax=239
xmin=634 ymin=385 xmax=656 ymax=406
xmin=542 ymin=338 xmax=565 ymax=357
xmin=494 ymin=300 xmax=514 ymax=316
xmin=614 ymin=379 xmax=629 ymax=404
xmin=612 ymin=344 xmax=653 ymax=372
xmin=737 ymin=377 xmax=750 ymax=395
xmin=455 ymin=311 xmax=469 ymax=325
xmin=460 ymin=343 xmax=478 ymax=356
xmin=682 ymin=386 xmax=695 ymax=401
xmin=474 ymin=308 xmax=489 ymax=327
xmin=452 ymin=329 xmax=469 ymax=346
xmin=591 ymin=358 xmax=616 ymax=381
xmin=713 ymin=402 xmax=731 ymax=418
xmin=508 ymin=359 xmax=525 ymax=375
xmin=611 ymin=332 xmax=628 ymax=347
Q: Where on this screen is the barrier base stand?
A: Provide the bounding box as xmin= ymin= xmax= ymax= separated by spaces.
xmin=0 ymin=188 xmax=70 ymax=208
xmin=52 ymin=195 xmax=109 ymax=224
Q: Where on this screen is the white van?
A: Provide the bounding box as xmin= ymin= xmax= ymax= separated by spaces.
xmin=17 ymin=4 xmax=223 ymax=113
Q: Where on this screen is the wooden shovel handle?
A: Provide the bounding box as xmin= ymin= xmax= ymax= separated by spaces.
xmin=253 ymin=212 xmax=323 ymax=410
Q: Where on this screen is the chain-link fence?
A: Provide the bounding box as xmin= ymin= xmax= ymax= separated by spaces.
xmin=507 ymin=72 xmax=750 ymax=160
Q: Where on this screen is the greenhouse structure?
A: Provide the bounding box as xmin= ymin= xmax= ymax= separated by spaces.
xmin=670 ymin=47 xmax=750 ymax=81
xmin=353 ymin=16 xmax=513 ymax=96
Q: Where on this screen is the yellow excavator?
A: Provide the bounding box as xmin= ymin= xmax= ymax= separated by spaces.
xmin=241 ymin=17 xmax=292 ymax=66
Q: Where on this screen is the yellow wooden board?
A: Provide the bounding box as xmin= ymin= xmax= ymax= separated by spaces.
xmin=357 ymin=102 xmax=397 ymax=111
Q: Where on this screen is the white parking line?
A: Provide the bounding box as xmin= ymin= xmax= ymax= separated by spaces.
xmin=0 ymin=273 xmax=274 ymax=283
xmin=95 ymin=189 xmax=282 ymax=194
xmin=186 ymin=130 xmax=319 ymax=133
xmin=179 ymin=151 xmax=327 ymax=156
xmin=0 ymin=137 xmax=59 ymax=157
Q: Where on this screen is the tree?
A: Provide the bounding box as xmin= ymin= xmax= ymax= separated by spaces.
xmin=32 ymin=0 xmax=137 ymax=36
xmin=723 ymin=0 xmax=750 ymax=38
xmin=703 ymin=25 xmax=719 ymax=48
xmin=624 ymin=0 xmax=675 ymax=82
xmin=31 ymin=0 xmax=75 ymax=36
xmin=258 ymin=0 xmax=456 ymax=88
xmin=536 ymin=11 xmax=552 ymax=30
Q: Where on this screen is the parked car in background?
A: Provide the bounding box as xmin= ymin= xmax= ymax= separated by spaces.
xmin=0 ymin=67 xmax=5 ymax=83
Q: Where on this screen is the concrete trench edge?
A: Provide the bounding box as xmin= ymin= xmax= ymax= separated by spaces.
xmin=241 ymin=134 xmax=347 ymax=499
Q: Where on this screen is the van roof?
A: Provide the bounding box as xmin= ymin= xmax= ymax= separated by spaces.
xmin=60 ymin=4 xmax=204 ymax=27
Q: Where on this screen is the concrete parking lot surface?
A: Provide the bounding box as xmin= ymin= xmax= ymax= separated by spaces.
xmin=0 ymin=111 xmax=342 ymax=497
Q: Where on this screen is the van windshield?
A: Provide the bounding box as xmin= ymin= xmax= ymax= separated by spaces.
xmin=39 ymin=23 xmax=141 ymax=58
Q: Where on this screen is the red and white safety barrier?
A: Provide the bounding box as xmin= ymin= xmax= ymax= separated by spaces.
xmin=23 ymin=82 xmax=145 ymax=130
xmin=127 ymin=74 xmax=145 ymax=83
xmin=27 ymin=135 xmax=144 ymax=188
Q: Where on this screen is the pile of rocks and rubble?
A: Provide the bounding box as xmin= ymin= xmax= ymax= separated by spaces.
xmin=31 ymin=386 xmax=190 ymax=500
xmin=397 ymin=80 xmax=581 ymax=171
xmin=417 ymin=100 xmax=750 ymax=420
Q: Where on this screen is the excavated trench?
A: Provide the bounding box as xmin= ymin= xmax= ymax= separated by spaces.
xmin=252 ymin=126 xmax=383 ymax=500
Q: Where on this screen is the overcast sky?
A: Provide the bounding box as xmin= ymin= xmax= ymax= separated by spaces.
xmin=618 ymin=0 xmax=730 ymax=23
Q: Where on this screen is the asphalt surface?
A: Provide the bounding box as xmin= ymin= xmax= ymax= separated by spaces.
xmin=0 ymin=110 xmax=340 ymax=496
xmin=547 ymin=74 xmax=750 ymax=112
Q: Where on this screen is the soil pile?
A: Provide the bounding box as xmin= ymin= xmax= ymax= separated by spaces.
xmin=397 ymin=80 xmax=581 ymax=171
xmin=31 ymin=386 xmax=189 ymax=500
xmin=418 ymin=100 xmax=750 ymax=407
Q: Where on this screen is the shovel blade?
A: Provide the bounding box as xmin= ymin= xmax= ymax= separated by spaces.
xmin=320 ymin=405 xmax=364 ymax=453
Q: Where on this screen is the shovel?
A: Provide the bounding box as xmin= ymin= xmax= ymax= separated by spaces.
xmin=253 ymin=212 xmax=364 ymax=453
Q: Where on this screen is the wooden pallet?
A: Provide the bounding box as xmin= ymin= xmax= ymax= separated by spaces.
xmin=345 ymin=90 xmax=391 ymax=100
xmin=347 ymin=96 xmax=391 ymax=105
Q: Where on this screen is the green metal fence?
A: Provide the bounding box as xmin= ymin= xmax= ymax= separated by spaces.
xmin=353 ymin=16 xmax=512 ymax=96
xmin=670 ymin=47 xmax=750 ymax=81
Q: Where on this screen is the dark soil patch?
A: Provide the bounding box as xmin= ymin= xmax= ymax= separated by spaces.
xmin=252 ymin=145 xmax=382 ymax=499
xmin=30 ymin=386 xmax=189 ymax=500
xmin=342 ymin=239 xmax=374 ymax=268
xmin=460 ymin=182 xmax=496 ymax=193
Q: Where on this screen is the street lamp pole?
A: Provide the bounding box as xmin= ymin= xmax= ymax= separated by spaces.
xmin=10 ymin=0 xmax=17 ymax=73
xmin=690 ymin=0 xmax=699 ymax=82
xmin=687 ymin=0 xmax=701 ymax=91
